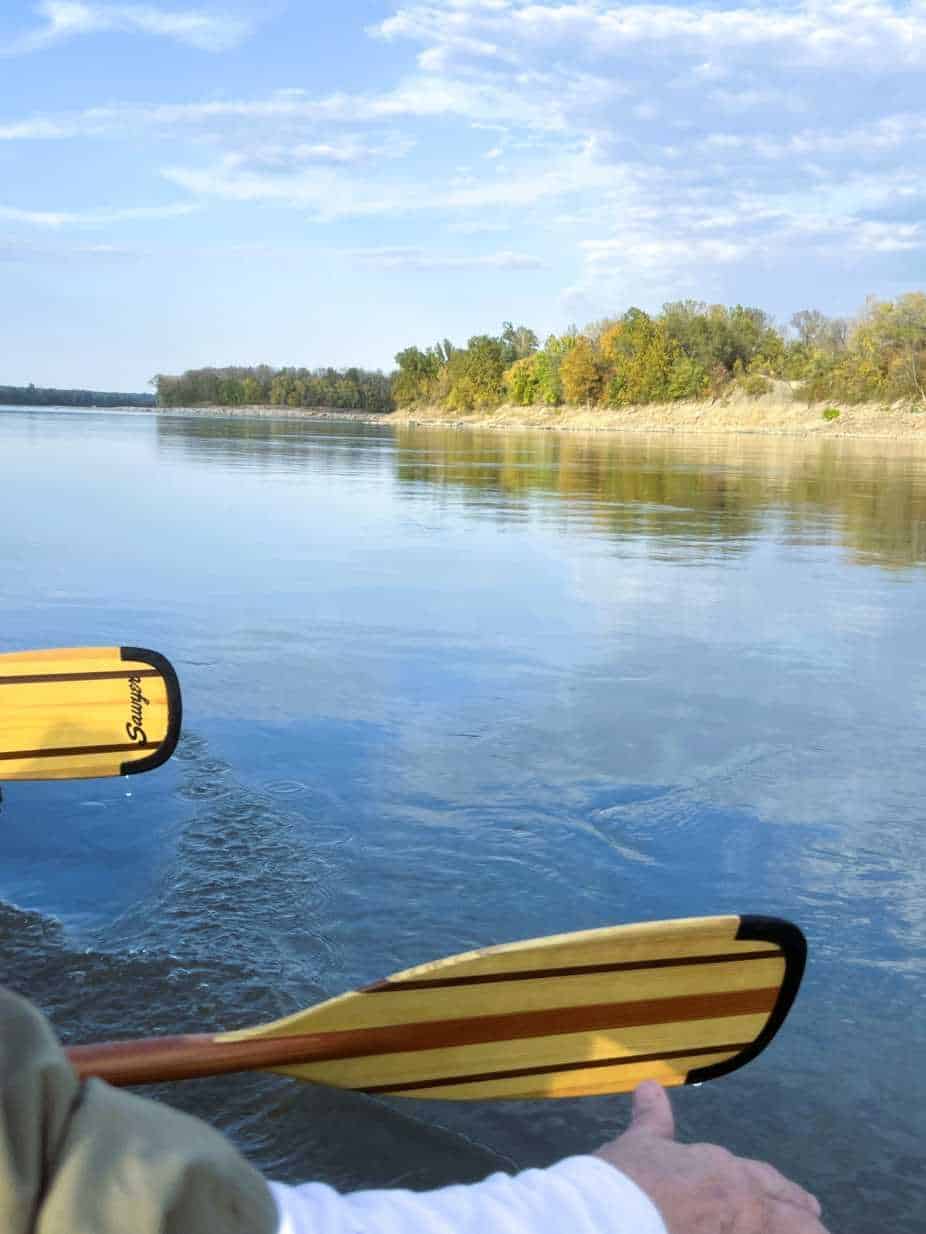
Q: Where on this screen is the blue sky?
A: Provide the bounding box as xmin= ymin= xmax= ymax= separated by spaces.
xmin=1 ymin=0 xmax=925 ymax=390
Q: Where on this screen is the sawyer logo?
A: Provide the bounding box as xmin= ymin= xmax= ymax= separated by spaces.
xmin=126 ymin=674 xmax=150 ymax=743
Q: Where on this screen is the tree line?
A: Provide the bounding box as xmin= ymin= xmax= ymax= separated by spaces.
xmin=0 ymin=384 xmax=155 ymax=408
xmin=151 ymin=292 xmax=926 ymax=415
xmin=153 ymin=365 xmax=393 ymax=411
xmin=392 ymin=294 xmax=926 ymax=412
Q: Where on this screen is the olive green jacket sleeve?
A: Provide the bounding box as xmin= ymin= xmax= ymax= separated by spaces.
xmin=0 ymin=986 xmax=279 ymax=1234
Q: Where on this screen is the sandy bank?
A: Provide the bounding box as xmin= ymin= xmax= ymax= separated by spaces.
xmin=385 ymin=393 xmax=926 ymax=441
xmin=148 ymin=393 xmax=926 ymax=441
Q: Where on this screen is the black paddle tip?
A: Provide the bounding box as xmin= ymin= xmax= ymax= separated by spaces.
xmin=685 ymin=915 xmax=806 ymax=1086
xmin=118 ymin=647 xmax=183 ymax=776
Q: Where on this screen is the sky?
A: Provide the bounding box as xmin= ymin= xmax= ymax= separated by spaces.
xmin=1 ymin=0 xmax=925 ymax=390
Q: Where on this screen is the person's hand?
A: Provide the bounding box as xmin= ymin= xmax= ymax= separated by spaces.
xmin=595 ymin=1081 xmax=829 ymax=1233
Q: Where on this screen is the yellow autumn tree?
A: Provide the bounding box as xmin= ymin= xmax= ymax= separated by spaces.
xmin=560 ymin=337 xmax=605 ymax=405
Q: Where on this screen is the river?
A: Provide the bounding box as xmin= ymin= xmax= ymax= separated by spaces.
xmin=0 ymin=407 xmax=923 ymax=1229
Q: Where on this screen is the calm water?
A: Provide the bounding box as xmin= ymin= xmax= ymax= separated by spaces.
xmin=1 ymin=407 xmax=924 ymax=1229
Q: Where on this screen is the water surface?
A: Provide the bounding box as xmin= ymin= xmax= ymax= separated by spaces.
xmin=1 ymin=407 xmax=923 ymax=1226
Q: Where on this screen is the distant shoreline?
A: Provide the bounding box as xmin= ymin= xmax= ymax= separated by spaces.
xmin=169 ymin=396 xmax=926 ymax=441
xmin=157 ymin=404 xmax=391 ymax=424
xmin=8 ymin=398 xmax=926 ymax=441
xmin=0 ymin=401 xmax=391 ymax=424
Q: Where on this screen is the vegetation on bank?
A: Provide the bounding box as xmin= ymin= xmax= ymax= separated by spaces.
xmin=392 ymin=294 xmax=926 ymax=413
xmin=150 ymin=293 xmax=926 ymax=418
xmin=7 ymin=293 xmax=921 ymax=419
xmin=153 ymin=365 xmax=392 ymax=411
xmin=0 ymin=384 xmax=155 ymax=408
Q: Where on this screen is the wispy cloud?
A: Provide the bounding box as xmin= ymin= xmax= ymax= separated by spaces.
xmin=341 ymin=246 xmax=544 ymax=271
xmin=698 ymin=113 xmax=926 ymax=161
xmin=219 ymin=133 xmax=416 ymax=173
xmin=159 ymin=144 xmax=626 ymax=219
xmin=375 ymin=0 xmax=926 ymax=72
xmin=0 ymin=239 xmax=146 ymax=261
xmin=0 ymin=2 xmax=253 ymax=56
xmin=0 ymin=77 xmax=579 ymax=142
xmin=447 ymin=220 xmax=511 ymax=234
xmin=0 ymin=202 xmax=199 ymax=226
xmin=2 ymin=0 xmax=924 ymax=315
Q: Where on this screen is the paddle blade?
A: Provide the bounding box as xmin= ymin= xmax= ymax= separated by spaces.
xmin=219 ymin=914 xmax=805 ymax=1100
xmin=0 ymin=646 xmax=181 ymax=780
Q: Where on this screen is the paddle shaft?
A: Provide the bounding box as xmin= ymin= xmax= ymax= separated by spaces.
xmin=66 ymin=1032 xmax=335 ymax=1086
xmin=67 ymin=984 xmax=776 ymax=1088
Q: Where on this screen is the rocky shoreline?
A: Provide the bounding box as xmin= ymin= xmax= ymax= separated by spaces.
xmin=156 ymin=404 xmax=393 ymax=425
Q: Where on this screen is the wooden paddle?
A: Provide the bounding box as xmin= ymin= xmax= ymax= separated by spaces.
xmin=0 ymin=646 xmax=181 ymax=781
xmin=67 ymin=915 xmax=805 ymax=1099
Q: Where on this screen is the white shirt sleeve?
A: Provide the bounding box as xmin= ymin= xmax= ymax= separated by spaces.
xmin=270 ymin=1155 xmax=667 ymax=1234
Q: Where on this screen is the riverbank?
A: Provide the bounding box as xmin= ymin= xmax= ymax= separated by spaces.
xmin=386 ymin=392 xmax=926 ymax=441
xmin=75 ymin=393 xmax=926 ymax=440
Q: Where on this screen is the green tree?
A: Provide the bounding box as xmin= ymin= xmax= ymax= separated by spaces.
xmin=666 ymin=353 xmax=710 ymax=400
xmin=504 ymin=356 xmax=540 ymax=405
xmin=868 ymin=293 xmax=926 ymax=404
xmin=445 ymin=335 xmax=508 ymax=410
xmin=392 ymin=346 xmax=441 ymax=406
xmin=241 ymin=376 xmax=262 ymax=404
xmin=600 ymin=309 xmax=676 ymax=405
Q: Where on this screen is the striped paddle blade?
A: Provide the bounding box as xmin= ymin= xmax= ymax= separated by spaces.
xmin=217 ymin=914 xmax=805 ymax=1099
xmin=0 ymin=646 xmax=181 ymax=780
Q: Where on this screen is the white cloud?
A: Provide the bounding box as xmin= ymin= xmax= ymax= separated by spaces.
xmin=719 ymin=112 xmax=926 ymax=160
xmin=160 ymin=143 xmax=632 ymax=219
xmin=0 ymin=202 xmax=199 ymax=226
xmin=219 ymin=133 xmax=416 ymax=174
xmin=709 ymin=86 xmax=806 ymax=114
xmin=0 ymin=239 xmax=146 ymax=260
xmin=0 ymin=72 xmax=621 ymax=143
xmin=577 ymin=230 xmax=754 ymax=296
xmin=1 ymin=0 xmax=923 ymax=312
xmin=447 ymin=220 xmax=511 ymax=233
xmin=0 ymin=1 xmax=252 ymax=56
xmin=340 ymin=246 xmax=544 ymax=270
xmin=375 ymin=0 xmax=926 ymax=71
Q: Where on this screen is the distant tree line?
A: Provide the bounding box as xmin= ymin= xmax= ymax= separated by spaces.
xmin=91 ymin=291 xmax=926 ymax=418
xmin=0 ymin=384 xmax=155 ymax=408
xmin=154 ymin=365 xmax=393 ymax=411
xmin=392 ymin=295 xmax=926 ymax=412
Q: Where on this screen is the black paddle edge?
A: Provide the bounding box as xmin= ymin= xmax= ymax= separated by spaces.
xmin=685 ymin=915 xmax=806 ymax=1086
xmin=119 ymin=647 xmax=182 ymax=776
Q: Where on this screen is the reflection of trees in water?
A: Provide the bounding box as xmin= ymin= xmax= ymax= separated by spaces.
xmin=155 ymin=414 xmax=926 ymax=568
xmin=780 ymin=447 xmax=926 ymax=567
xmin=155 ymin=412 xmax=392 ymax=474
xmin=393 ymin=429 xmax=926 ymax=568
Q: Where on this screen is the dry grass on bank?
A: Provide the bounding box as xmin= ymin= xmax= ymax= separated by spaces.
xmin=385 ymin=386 xmax=926 ymax=441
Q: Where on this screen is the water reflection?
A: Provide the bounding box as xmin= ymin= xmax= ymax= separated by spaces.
xmin=156 ymin=415 xmax=926 ymax=568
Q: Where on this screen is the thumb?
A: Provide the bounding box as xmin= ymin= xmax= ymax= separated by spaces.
xmin=629 ymin=1081 xmax=675 ymax=1140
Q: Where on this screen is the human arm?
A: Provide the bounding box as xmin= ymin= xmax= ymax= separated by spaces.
xmin=271 ymin=1080 xmax=829 ymax=1234
xmin=271 ymin=1154 xmax=665 ymax=1234
xmin=0 ymin=987 xmax=277 ymax=1234
xmin=2 ymin=984 xmax=827 ymax=1234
